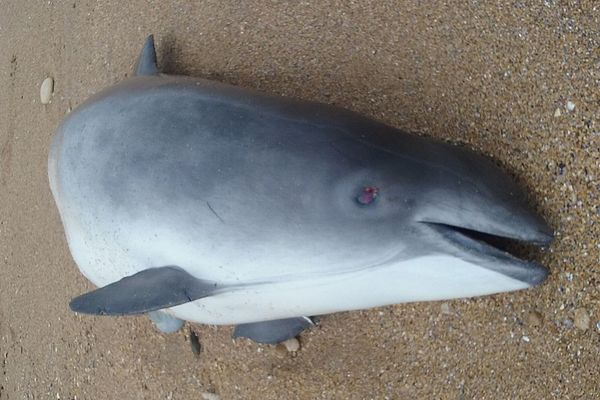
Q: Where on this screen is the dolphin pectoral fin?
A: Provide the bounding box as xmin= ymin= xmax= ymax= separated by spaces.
xmin=148 ymin=310 xmax=185 ymax=333
xmin=69 ymin=266 xmax=220 ymax=316
xmin=232 ymin=316 xmax=314 ymax=344
xmin=134 ymin=35 xmax=159 ymax=76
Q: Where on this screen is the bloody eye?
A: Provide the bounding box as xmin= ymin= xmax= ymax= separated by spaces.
xmin=357 ymin=186 xmax=379 ymax=205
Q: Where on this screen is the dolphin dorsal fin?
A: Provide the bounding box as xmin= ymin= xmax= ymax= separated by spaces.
xmin=134 ymin=35 xmax=159 ymax=76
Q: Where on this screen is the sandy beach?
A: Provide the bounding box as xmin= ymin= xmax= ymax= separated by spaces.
xmin=0 ymin=1 xmax=598 ymax=399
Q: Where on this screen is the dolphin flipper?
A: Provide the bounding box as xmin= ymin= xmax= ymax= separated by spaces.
xmin=69 ymin=266 xmax=220 ymax=315
xmin=148 ymin=310 xmax=185 ymax=333
xmin=233 ymin=317 xmax=314 ymax=344
xmin=134 ymin=35 xmax=159 ymax=76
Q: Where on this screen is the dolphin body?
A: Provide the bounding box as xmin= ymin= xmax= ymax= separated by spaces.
xmin=48 ymin=36 xmax=553 ymax=343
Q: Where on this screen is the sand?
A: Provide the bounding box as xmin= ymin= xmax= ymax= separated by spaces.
xmin=0 ymin=1 xmax=598 ymax=399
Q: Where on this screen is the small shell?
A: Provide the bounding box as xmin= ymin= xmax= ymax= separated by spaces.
xmin=574 ymin=308 xmax=590 ymax=331
xmin=440 ymin=302 xmax=453 ymax=315
xmin=281 ymin=337 xmax=300 ymax=352
xmin=201 ymin=392 xmax=220 ymax=400
xmin=40 ymin=77 xmax=54 ymax=104
xmin=189 ymin=329 xmax=201 ymax=355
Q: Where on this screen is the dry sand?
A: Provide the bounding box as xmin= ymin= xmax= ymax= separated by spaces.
xmin=0 ymin=1 xmax=598 ymax=399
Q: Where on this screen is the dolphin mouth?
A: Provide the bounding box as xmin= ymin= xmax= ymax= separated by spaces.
xmin=422 ymin=222 xmax=551 ymax=286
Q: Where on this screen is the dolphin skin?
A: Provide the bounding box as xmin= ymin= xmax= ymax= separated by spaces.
xmin=48 ymin=36 xmax=553 ymax=344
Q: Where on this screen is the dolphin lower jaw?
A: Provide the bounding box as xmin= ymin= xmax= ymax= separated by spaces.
xmin=421 ymin=221 xmax=549 ymax=286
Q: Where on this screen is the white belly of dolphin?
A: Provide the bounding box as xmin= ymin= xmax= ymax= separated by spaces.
xmin=61 ymin=211 xmax=528 ymax=325
xmin=167 ymin=255 xmax=528 ymax=325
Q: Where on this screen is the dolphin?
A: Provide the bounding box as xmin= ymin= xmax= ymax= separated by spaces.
xmin=48 ymin=35 xmax=553 ymax=344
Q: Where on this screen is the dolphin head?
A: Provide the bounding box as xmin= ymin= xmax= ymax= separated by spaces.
xmin=325 ymin=132 xmax=553 ymax=294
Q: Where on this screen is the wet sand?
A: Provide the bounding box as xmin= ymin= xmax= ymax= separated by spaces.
xmin=0 ymin=1 xmax=598 ymax=399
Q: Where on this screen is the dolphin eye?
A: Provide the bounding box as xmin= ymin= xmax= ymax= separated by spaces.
xmin=356 ymin=186 xmax=379 ymax=205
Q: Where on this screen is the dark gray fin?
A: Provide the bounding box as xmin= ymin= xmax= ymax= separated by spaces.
xmin=134 ymin=34 xmax=159 ymax=76
xmin=233 ymin=317 xmax=314 ymax=344
xmin=69 ymin=266 xmax=220 ymax=315
xmin=148 ymin=310 xmax=185 ymax=333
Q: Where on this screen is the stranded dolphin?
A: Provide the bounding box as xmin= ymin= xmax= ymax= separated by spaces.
xmin=48 ymin=35 xmax=553 ymax=344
